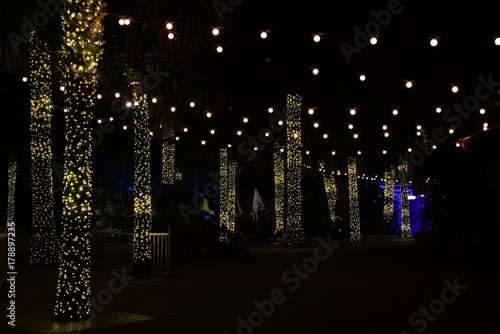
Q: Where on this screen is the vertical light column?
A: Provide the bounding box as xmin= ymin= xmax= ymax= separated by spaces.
xmin=55 ymin=0 xmax=105 ymax=321
xmin=320 ymin=162 xmax=337 ymax=222
xmin=383 ymin=166 xmax=395 ymax=222
xmin=132 ymin=92 xmax=153 ymax=274
xmin=227 ymin=160 xmax=237 ymax=233
xmin=162 ymin=128 xmax=175 ymax=186
xmin=273 ymin=142 xmax=285 ymax=232
xmin=398 ymin=157 xmax=412 ymax=239
xmin=348 ymin=156 xmax=361 ymax=244
xmin=219 ymin=148 xmax=229 ymax=238
xmin=283 ymin=94 xmax=305 ymax=246
xmin=29 ymin=33 xmax=57 ymax=265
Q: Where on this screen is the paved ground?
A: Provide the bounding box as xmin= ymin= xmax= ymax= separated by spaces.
xmin=2 ymin=237 xmax=499 ymax=334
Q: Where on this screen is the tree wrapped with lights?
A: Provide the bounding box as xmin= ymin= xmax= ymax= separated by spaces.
xmin=162 ymin=128 xmax=175 ymax=186
xmin=348 ymin=156 xmax=361 ymax=244
xmin=383 ymin=166 xmax=395 ymax=222
xmin=283 ymin=94 xmax=305 ymax=246
xmin=228 ymin=160 xmax=237 ymax=233
xmin=273 ymin=142 xmax=285 ymax=233
xmin=132 ymin=91 xmax=153 ymax=276
xmin=219 ymin=147 xmax=229 ymax=241
xmin=29 ymin=33 xmax=58 ymax=266
xmin=320 ymin=161 xmax=337 ymax=222
xmin=55 ymin=0 xmax=106 ymax=322
xmin=398 ymin=157 xmax=412 ymax=239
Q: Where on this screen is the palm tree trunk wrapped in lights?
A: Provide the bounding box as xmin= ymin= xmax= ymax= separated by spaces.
xmin=398 ymin=157 xmax=412 ymax=239
xmin=228 ymin=160 xmax=237 ymax=234
xmin=55 ymin=0 xmax=106 ymax=322
xmin=132 ymin=91 xmax=153 ymax=277
xmin=219 ymin=147 xmax=229 ymax=241
xmin=348 ymin=156 xmax=361 ymax=244
xmin=273 ymin=142 xmax=285 ymax=233
xmin=162 ymin=128 xmax=175 ymax=186
xmin=383 ymin=166 xmax=395 ymax=222
xmin=320 ymin=161 xmax=337 ymax=223
xmin=29 ymin=33 xmax=58 ymax=266
xmin=283 ymin=94 xmax=305 ymax=246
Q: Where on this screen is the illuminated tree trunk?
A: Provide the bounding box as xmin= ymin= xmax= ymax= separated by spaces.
xmin=320 ymin=161 xmax=337 ymax=222
xmin=161 ymin=128 xmax=175 ymax=186
xmin=398 ymin=157 xmax=412 ymax=239
xmin=348 ymin=156 xmax=361 ymax=244
xmin=55 ymin=0 xmax=106 ymax=321
xmin=383 ymin=166 xmax=395 ymax=222
xmin=273 ymin=142 xmax=285 ymax=233
xmin=132 ymin=91 xmax=153 ymax=277
xmin=219 ymin=147 xmax=229 ymax=240
xmin=283 ymin=94 xmax=305 ymax=246
xmin=29 ymin=33 xmax=58 ymax=266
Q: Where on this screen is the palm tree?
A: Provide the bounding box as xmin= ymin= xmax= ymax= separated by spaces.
xmin=54 ymin=0 xmax=106 ymax=321
xmin=95 ymin=0 xmax=224 ymax=276
xmin=29 ymin=32 xmax=58 ymax=266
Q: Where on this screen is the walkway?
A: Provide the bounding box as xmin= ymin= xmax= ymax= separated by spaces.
xmin=2 ymin=237 xmax=498 ymax=334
